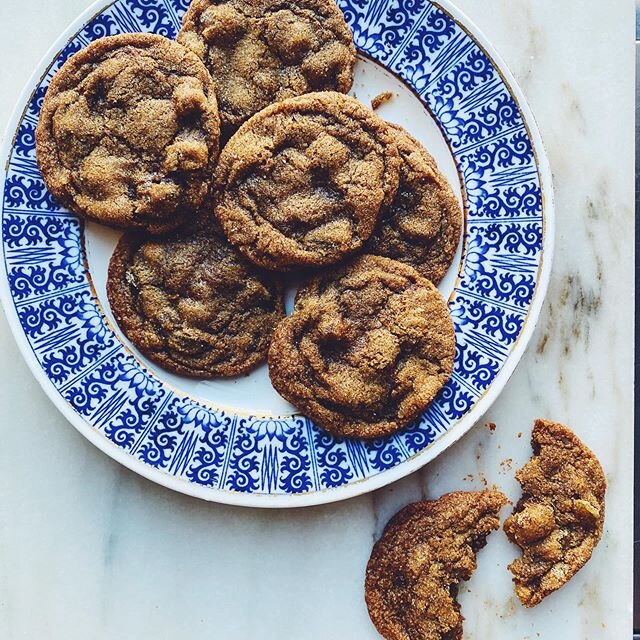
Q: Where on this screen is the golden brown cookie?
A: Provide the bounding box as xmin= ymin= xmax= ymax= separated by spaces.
xmin=177 ymin=0 xmax=356 ymax=135
xmin=107 ymin=230 xmax=284 ymax=378
xmin=504 ymin=419 xmax=606 ymax=607
xmin=366 ymin=490 xmax=508 ymax=640
xmin=268 ymin=255 xmax=455 ymax=439
xmin=365 ymin=124 xmax=462 ymax=284
xmin=214 ymin=92 xmax=401 ymax=271
xmin=36 ymin=33 xmax=220 ymax=234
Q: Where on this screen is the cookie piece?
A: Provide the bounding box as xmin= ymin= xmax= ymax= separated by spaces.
xmin=36 ymin=33 xmax=220 ymax=234
xmin=107 ymin=230 xmax=284 ymax=378
xmin=365 ymin=124 xmax=462 ymax=284
xmin=366 ymin=490 xmax=508 ymax=640
xmin=504 ymin=419 xmax=606 ymax=607
xmin=214 ymin=92 xmax=401 ymax=271
xmin=268 ymin=255 xmax=455 ymax=439
xmin=178 ymin=0 xmax=356 ymax=135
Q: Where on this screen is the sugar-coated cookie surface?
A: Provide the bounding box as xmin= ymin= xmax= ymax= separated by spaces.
xmin=178 ymin=0 xmax=356 ymax=135
xmin=365 ymin=491 xmax=508 ymax=640
xmin=214 ymin=92 xmax=401 ymax=271
xmin=107 ymin=230 xmax=284 ymax=378
xmin=366 ymin=124 xmax=462 ymax=284
xmin=268 ymin=255 xmax=455 ymax=439
xmin=36 ymin=33 xmax=220 ymax=234
xmin=504 ymin=419 xmax=606 ymax=607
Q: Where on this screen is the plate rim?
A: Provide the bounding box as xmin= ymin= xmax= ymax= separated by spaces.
xmin=0 ymin=0 xmax=555 ymax=508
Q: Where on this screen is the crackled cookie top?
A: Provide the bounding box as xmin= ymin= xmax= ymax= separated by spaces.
xmin=36 ymin=33 xmax=220 ymax=234
xmin=178 ymin=0 xmax=355 ymax=134
xmin=268 ymin=255 xmax=455 ymax=439
xmin=366 ymin=491 xmax=508 ymax=640
xmin=504 ymin=419 xmax=606 ymax=607
xmin=366 ymin=125 xmax=462 ymax=284
xmin=214 ymin=92 xmax=401 ymax=271
xmin=107 ymin=230 xmax=284 ymax=378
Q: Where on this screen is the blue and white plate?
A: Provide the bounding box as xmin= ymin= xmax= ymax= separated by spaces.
xmin=0 ymin=0 xmax=554 ymax=507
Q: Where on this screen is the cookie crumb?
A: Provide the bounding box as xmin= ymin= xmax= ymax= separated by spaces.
xmin=485 ymin=421 xmax=497 ymax=432
xmin=371 ymin=91 xmax=394 ymax=110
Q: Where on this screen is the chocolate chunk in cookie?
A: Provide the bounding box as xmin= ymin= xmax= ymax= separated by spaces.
xmin=268 ymin=255 xmax=455 ymax=439
xmin=214 ymin=92 xmax=401 ymax=271
xmin=107 ymin=230 xmax=284 ymax=378
xmin=178 ymin=0 xmax=356 ymax=135
xmin=365 ymin=124 xmax=462 ymax=284
xmin=504 ymin=419 xmax=606 ymax=607
xmin=366 ymin=490 xmax=508 ymax=640
xmin=36 ymin=33 xmax=220 ymax=234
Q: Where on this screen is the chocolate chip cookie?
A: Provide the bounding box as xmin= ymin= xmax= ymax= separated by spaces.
xmin=214 ymin=92 xmax=401 ymax=271
xmin=36 ymin=33 xmax=220 ymax=234
xmin=268 ymin=255 xmax=455 ymax=439
xmin=177 ymin=0 xmax=356 ymax=135
xmin=365 ymin=124 xmax=462 ymax=284
xmin=366 ymin=490 xmax=508 ymax=640
xmin=504 ymin=419 xmax=606 ymax=607
xmin=107 ymin=230 xmax=284 ymax=378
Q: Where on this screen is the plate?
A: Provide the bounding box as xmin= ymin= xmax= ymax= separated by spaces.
xmin=0 ymin=0 xmax=553 ymax=507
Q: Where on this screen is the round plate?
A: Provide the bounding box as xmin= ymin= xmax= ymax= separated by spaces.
xmin=0 ymin=0 xmax=554 ymax=507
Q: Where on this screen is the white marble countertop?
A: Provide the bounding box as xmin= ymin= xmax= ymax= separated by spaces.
xmin=0 ymin=1 xmax=634 ymax=638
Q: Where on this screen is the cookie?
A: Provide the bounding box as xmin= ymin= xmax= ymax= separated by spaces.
xmin=214 ymin=92 xmax=401 ymax=271
xmin=177 ymin=0 xmax=356 ymax=135
xmin=107 ymin=230 xmax=284 ymax=378
xmin=365 ymin=490 xmax=508 ymax=640
xmin=268 ymin=255 xmax=455 ymax=439
xmin=504 ymin=419 xmax=606 ymax=607
xmin=36 ymin=33 xmax=220 ymax=234
xmin=365 ymin=124 xmax=462 ymax=284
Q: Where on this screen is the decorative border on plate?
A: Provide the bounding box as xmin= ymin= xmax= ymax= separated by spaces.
xmin=0 ymin=0 xmax=551 ymax=505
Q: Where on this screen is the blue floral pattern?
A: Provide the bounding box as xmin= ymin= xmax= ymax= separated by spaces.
xmin=0 ymin=0 xmax=547 ymax=499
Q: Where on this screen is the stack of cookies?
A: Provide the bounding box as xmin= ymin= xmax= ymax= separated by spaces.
xmin=35 ymin=0 xmax=462 ymax=440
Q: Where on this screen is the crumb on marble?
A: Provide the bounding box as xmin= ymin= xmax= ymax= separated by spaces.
xmin=500 ymin=458 xmax=513 ymax=472
xmin=485 ymin=421 xmax=497 ymax=432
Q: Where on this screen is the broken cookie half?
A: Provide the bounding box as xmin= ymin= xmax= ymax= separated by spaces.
xmin=365 ymin=490 xmax=508 ymax=640
xmin=504 ymin=419 xmax=606 ymax=607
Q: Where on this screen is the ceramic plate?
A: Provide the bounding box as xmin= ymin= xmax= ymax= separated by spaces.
xmin=0 ymin=0 xmax=553 ymax=507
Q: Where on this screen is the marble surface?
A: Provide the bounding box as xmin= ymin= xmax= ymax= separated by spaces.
xmin=0 ymin=0 xmax=634 ymax=638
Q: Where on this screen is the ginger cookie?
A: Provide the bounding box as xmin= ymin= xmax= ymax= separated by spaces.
xmin=365 ymin=124 xmax=462 ymax=284
xmin=268 ymin=255 xmax=455 ymax=439
xmin=214 ymin=92 xmax=401 ymax=272
xmin=107 ymin=230 xmax=284 ymax=378
xmin=177 ymin=0 xmax=356 ymax=135
xmin=504 ymin=419 xmax=606 ymax=607
xmin=36 ymin=33 xmax=220 ymax=234
xmin=365 ymin=490 xmax=508 ymax=640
